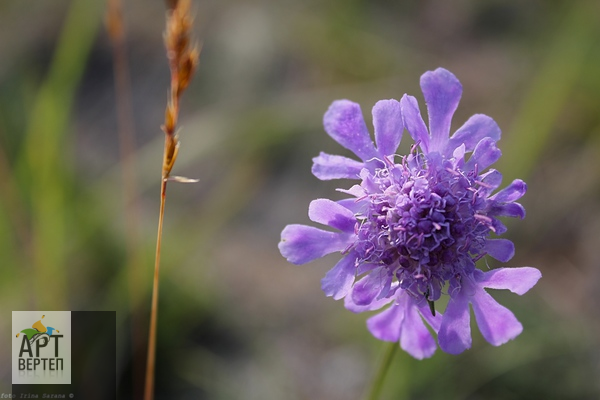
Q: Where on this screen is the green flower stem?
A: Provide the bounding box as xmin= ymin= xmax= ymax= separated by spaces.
xmin=364 ymin=342 xmax=398 ymax=400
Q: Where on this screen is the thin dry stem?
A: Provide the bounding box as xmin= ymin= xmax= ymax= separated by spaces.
xmin=144 ymin=177 xmax=167 ymax=400
xmin=144 ymin=1 xmax=199 ymax=399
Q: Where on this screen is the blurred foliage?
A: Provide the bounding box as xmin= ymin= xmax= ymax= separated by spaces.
xmin=0 ymin=0 xmax=599 ymax=399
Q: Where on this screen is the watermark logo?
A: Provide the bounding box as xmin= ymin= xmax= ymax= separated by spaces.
xmin=12 ymin=311 xmax=71 ymax=384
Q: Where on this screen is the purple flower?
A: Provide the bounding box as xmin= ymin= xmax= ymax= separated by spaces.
xmin=279 ymin=68 xmax=541 ymax=359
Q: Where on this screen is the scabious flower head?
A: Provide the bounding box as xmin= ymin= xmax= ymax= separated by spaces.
xmin=279 ymin=68 xmax=541 ymax=359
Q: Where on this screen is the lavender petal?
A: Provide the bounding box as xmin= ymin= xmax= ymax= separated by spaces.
xmin=321 ymin=252 xmax=359 ymax=300
xmin=418 ymin=300 xmax=443 ymax=332
xmin=351 ymin=268 xmax=389 ymax=306
xmin=312 ymin=152 xmax=364 ymax=180
xmin=337 ymin=197 xmax=368 ymax=214
xmin=420 ymin=68 xmax=462 ymax=152
xmin=471 ymin=285 xmax=523 ymax=346
xmin=474 ymin=267 xmax=542 ymax=295
xmin=345 ymin=291 xmax=393 ymax=313
xmin=438 ymin=287 xmax=472 ymax=354
xmin=323 ymin=100 xmax=378 ymax=161
xmin=279 ymin=225 xmax=352 ymax=265
xmin=400 ymin=301 xmax=439 ymax=359
xmin=372 ymin=99 xmax=403 ymax=156
xmin=366 ymin=302 xmax=404 ymax=342
xmin=464 ymin=137 xmax=502 ymax=172
xmin=400 ymin=94 xmax=430 ymax=153
xmin=487 ymin=202 xmax=526 ymax=219
xmin=478 ymin=169 xmax=503 ymax=197
xmin=490 ymin=179 xmax=527 ymax=203
xmin=445 ymin=114 xmax=501 ymax=157
xmin=308 ymin=198 xmax=356 ymax=233
xmin=484 ymin=239 xmax=515 ymax=262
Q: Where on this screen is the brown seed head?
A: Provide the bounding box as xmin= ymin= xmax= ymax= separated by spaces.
xmin=164 ymin=102 xmax=177 ymax=134
xmin=163 ymin=135 xmax=180 ymax=178
xmin=177 ymin=46 xmax=199 ymax=94
xmin=165 ymin=0 xmax=193 ymax=63
xmin=160 ymin=0 xmax=199 ymax=178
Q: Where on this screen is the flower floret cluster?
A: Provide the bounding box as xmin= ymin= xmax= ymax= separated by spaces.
xmin=279 ymin=68 xmax=541 ymax=359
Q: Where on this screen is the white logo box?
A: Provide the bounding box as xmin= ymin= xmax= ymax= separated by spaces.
xmin=12 ymin=311 xmax=71 ymax=385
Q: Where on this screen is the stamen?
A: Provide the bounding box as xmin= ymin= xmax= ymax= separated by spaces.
xmin=474 ymin=179 xmax=493 ymax=189
xmin=383 ymin=155 xmax=395 ymax=167
xmin=342 ymin=243 xmax=354 ymax=255
xmin=472 ymin=252 xmax=486 ymax=262
xmin=460 ymin=237 xmax=471 ymax=252
xmin=410 ymin=141 xmax=420 ymax=154
xmin=474 ymin=214 xmax=493 ymax=224
xmin=445 ymin=167 xmax=461 ymax=176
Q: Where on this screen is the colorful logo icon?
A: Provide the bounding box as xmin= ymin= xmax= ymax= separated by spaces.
xmin=15 ymin=314 xmax=60 ymax=344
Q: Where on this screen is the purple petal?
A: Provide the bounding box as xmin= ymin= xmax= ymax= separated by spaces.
xmin=400 ymin=94 xmax=429 ymax=153
xmin=464 ymin=137 xmax=501 ymax=172
xmin=376 ymin=272 xmax=394 ymax=300
xmin=336 ymin=184 xmax=366 ymax=199
xmin=337 ymin=197 xmax=367 ymax=214
xmin=356 ymin=261 xmax=381 ymax=275
xmin=345 ymin=290 xmax=393 ymax=313
xmin=484 ymin=239 xmax=515 ymax=262
xmin=279 ymin=225 xmax=352 ymax=265
xmin=359 ymin=168 xmax=380 ymax=194
xmin=366 ymin=292 xmax=440 ymax=359
xmin=438 ymin=287 xmax=471 ymax=354
xmin=400 ymin=303 xmax=439 ymax=359
xmin=445 ymin=114 xmax=501 ymax=157
xmin=418 ymin=300 xmax=443 ymax=332
xmin=312 ymin=152 xmax=364 ymax=180
xmin=490 ymin=179 xmax=527 ymax=203
xmin=487 ymin=202 xmax=526 ymax=219
xmin=478 ymin=169 xmax=503 ymax=197
xmin=351 ymin=268 xmax=389 ymax=306
xmin=372 ymin=99 xmax=403 ymax=156
xmin=420 ymin=68 xmax=463 ymax=152
xmin=308 ymin=198 xmax=356 ymax=233
xmin=491 ymin=218 xmax=508 ymax=235
xmin=452 ymin=143 xmax=466 ymax=167
xmin=471 ymin=286 xmax=523 ymax=346
xmin=321 ymin=252 xmax=358 ymax=300
xmin=323 ymin=100 xmax=378 ymax=161
xmin=474 ymin=267 xmax=542 ymax=295
xmin=366 ymin=303 xmax=404 ymax=342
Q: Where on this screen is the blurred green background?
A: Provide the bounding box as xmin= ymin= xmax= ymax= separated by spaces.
xmin=1 ymin=0 xmax=600 ymax=399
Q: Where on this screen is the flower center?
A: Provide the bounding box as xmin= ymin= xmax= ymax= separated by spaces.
xmin=354 ymin=155 xmax=489 ymax=300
